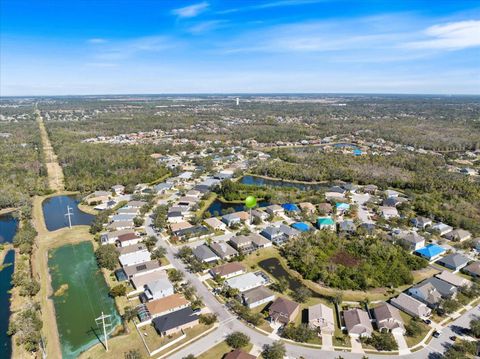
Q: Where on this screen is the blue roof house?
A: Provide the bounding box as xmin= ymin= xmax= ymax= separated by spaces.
xmin=282 ymin=203 xmax=300 ymax=212
xmin=317 ymin=217 xmax=336 ymax=230
xmin=335 ymin=202 xmax=350 ymax=214
xmin=291 ymin=222 xmax=310 ymax=232
xmin=415 ymin=244 xmax=446 ymax=261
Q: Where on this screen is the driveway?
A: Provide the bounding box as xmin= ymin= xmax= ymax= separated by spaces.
xmin=321 ymin=333 xmax=333 ymax=351
xmin=351 ymin=193 xmax=373 ymax=224
xmin=350 ymin=336 xmax=364 ymax=353
xmin=393 ymin=332 xmax=410 ymax=355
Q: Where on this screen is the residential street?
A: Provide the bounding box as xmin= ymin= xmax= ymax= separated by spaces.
xmin=146 ymin=218 xmax=470 ymax=359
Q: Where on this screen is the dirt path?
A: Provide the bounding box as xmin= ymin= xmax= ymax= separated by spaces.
xmin=36 ymin=109 xmax=65 ymax=192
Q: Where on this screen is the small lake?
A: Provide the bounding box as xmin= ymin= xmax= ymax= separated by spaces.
xmin=42 ymin=195 xmax=95 ymax=231
xmin=0 ymin=213 xmax=19 ymax=244
xmin=0 ymin=249 xmax=15 ymax=358
xmin=240 ymin=175 xmax=329 ymax=191
xmin=207 ymin=198 xmax=270 ymax=216
xmin=48 ymin=241 xmax=121 ymax=359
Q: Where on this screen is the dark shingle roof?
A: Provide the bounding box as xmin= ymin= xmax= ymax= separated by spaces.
xmin=152 ymin=307 xmax=198 ymax=333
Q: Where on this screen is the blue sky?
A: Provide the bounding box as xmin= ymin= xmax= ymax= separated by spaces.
xmin=1 ymin=0 xmax=479 ymax=95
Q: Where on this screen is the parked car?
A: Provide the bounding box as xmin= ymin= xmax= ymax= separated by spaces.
xmin=449 ymin=336 xmax=456 ymax=341
xmin=433 ymin=331 xmax=441 ymax=338
xmin=423 ymin=319 xmax=432 ymax=325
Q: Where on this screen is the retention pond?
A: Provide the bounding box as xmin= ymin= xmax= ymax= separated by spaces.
xmin=42 ymin=195 xmax=94 ymax=231
xmin=48 ymin=241 xmax=121 ymax=359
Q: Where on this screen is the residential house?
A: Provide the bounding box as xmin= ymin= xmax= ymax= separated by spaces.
xmin=396 ymin=231 xmax=426 ymax=251
xmin=203 ymin=217 xmax=226 ymax=231
xmin=363 ymin=184 xmax=378 ymax=194
xmin=308 ymin=303 xmax=335 ymax=334
xmin=210 ymin=242 xmax=238 ymax=260
xmin=125 ymin=200 xmax=147 ymax=209
xmin=385 ymin=189 xmax=402 ymax=198
xmin=210 ymin=262 xmax=246 ymax=279
xmin=250 ymin=209 xmax=268 ymax=222
xmin=339 ymin=220 xmax=356 ymax=233
xmin=224 ymin=349 xmax=256 ymax=359
xmin=118 ymin=244 xmax=151 ymax=267
xmin=436 ymin=253 xmax=470 ymax=271
xmin=107 ymin=220 xmax=134 ymax=231
xmin=117 ymin=207 xmax=140 ymax=215
xmin=373 ymin=303 xmax=405 ymax=334
xmin=335 ymin=202 xmax=350 ymax=215
xmin=222 ymin=213 xmax=243 ymax=227
xmin=390 ymin=293 xmax=431 ymax=318
xmin=145 ymin=294 xmax=190 ymax=320
xmin=142 ymin=278 xmax=174 ymax=302
xmin=383 ymin=196 xmax=408 ymax=207
xmin=436 ymin=271 xmax=471 ymax=288
xmin=260 ymin=224 xmax=300 ymax=245
xmin=317 ymin=217 xmax=336 ymax=230
xmin=242 ymin=286 xmax=276 ymax=309
xmin=193 ymin=245 xmax=220 ymax=263
xmin=379 ymin=206 xmax=399 ymax=219
xmin=170 ymin=221 xmax=193 ymax=235
xmin=343 ymin=308 xmax=373 ymax=338
xmin=430 ymin=222 xmax=453 ymax=236
xmin=224 ymin=272 xmax=266 ymax=292
xmin=463 ymin=261 xmax=480 ymax=278
xmin=265 ymin=204 xmax=284 ymax=216
xmin=282 ymin=203 xmax=300 ymax=212
xmin=123 ymin=260 xmax=162 ymax=278
xmin=415 ymin=244 xmax=446 ymax=261
xmin=408 ymin=277 xmax=457 ymax=307
xmin=131 ymin=271 xmax=168 ymax=290
xmin=153 ymin=182 xmax=173 ymax=194
xmin=111 ymin=184 xmax=125 ymax=195
xmin=317 ymin=203 xmax=333 ymax=215
xmin=152 ymin=307 xmax=199 ymax=336
xmin=100 ymin=229 xmax=134 ymax=245
xmin=269 ymin=297 xmax=300 ymax=325
xmin=229 ymin=233 xmax=272 ymax=253
xmin=116 ymin=232 xmax=142 ymax=247
xmin=174 ymin=225 xmax=209 ymax=241
xmin=411 ymin=217 xmax=432 ymax=229
xmin=111 ymin=213 xmax=136 ymax=223
xmin=444 ymin=229 xmax=472 ymax=242
xmin=85 ymin=190 xmax=111 ymax=205
xmin=299 ymin=202 xmax=316 ymax=214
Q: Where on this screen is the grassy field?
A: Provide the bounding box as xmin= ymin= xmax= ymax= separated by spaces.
xmin=198 ymin=342 xmax=254 ymax=359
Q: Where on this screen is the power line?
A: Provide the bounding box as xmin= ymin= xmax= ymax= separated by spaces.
xmin=95 ymin=312 xmax=113 ymax=352
xmin=64 ymin=205 xmax=73 ymax=228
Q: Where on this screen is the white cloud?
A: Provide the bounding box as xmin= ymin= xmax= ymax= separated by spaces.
xmin=187 ymin=20 xmax=228 ymax=34
xmin=404 ymin=20 xmax=480 ymax=50
xmin=91 ymin=36 xmax=174 ymax=61
xmin=87 ymin=38 xmax=107 ymax=44
xmin=172 ymin=2 xmax=209 ymax=18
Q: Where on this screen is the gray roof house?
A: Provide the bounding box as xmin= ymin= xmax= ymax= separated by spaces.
xmin=241 ymin=286 xmax=275 ymax=309
xmin=436 ymin=253 xmax=470 ymax=271
xmin=343 ymin=308 xmax=373 ymax=338
xmin=308 ymin=303 xmax=335 ymax=334
xmin=193 ymin=245 xmax=220 ymax=263
xmin=209 ymin=242 xmax=238 ymax=260
xmin=444 ymin=229 xmax=472 ymax=242
xmin=396 ymin=231 xmax=426 ymax=251
xmin=373 ymin=303 xmax=405 ymax=334
xmin=224 ymin=272 xmax=266 ymax=292
xmin=142 ymin=278 xmax=174 ymax=301
xmin=260 ymin=224 xmax=300 ymax=245
xmin=408 ymin=277 xmax=457 ymax=307
xmin=411 ymin=216 xmax=433 ymax=229
xmin=222 ymin=213 xmax=242 ymax=227
xmin=436 ymin=271 xmax=471 ymax=288
xmin=152 ymin=307 xmax=199 ymax=336
xmin=123 ymin=260 xmax=162 ymax=278
xmin=390 ymin=293 xmax=432 ymax=318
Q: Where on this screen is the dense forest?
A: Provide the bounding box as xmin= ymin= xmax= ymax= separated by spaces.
xmin=282 ymin=231 xmax=428 ymax=290
xmin=0 ymin=121 xmax=48 ymax=209
xmin=46 ymin=126 xmax=169 ymax=192
xmin=253 ymin=150 xmax=480 ymax=235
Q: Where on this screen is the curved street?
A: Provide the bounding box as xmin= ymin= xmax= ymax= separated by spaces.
xmin=146 ymin=216 xmax=475 ymax=359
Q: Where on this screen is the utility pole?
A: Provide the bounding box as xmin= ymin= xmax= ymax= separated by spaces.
xmin=95 ymin=312 xmax=112 ymax=352
xmin=64 ymin=206 xmax=73 ymax=228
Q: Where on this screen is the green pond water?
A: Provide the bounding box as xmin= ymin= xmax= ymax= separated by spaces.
xmin=48 ymin=241 xmax=121 ymax=359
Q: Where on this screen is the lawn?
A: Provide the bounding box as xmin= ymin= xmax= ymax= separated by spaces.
xmin=398 ymin=311 xmax=430 ymax=347
xmin=153 ymin=323 xmax=215 ymax=357
xmin=198 ymin=342 xmax=253 ymax=359
xmin=140 ymin=323 xmax=184 ymax=352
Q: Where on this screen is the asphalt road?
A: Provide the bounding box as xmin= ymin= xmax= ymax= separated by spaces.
xmin=146 ymin=217 xmax=477 ymax=359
